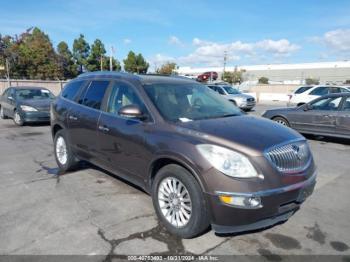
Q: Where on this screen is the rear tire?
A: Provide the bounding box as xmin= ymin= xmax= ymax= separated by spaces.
xmin=54 ymin=129 xmax=79 ymax=173
xmin=152 ymin=164 xmax=210 ymax=238
xmin=13 ymin=110 xmax=24 ymax=126
xmin=273 ymin=116 xmax=290 ymax=127
xmin=0 ymin=106 xmax=8 ymax=119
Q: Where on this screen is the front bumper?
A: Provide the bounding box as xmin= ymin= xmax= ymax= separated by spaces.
xmin=21 ymin=111 xmax=50 ymax=122
xmin=239 ymin=102 xmax=256 ymax=110
xmin=207 ymin=172 xmax=316 ymax=234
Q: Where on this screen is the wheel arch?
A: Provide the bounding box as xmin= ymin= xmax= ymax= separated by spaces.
xmin=147 ymin=155 xmax=206 ymax=193
xmin=52 ymin=124 xmax=64 ymax=138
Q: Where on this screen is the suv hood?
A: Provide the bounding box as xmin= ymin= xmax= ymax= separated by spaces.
xmin=177 ymin=115 xmax=303 ymax=156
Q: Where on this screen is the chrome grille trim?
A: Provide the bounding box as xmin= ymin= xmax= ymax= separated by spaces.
xmin=264 ymin=140 xmax=312 ymax=174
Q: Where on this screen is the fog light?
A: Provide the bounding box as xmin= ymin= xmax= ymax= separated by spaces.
xmin=219 ymin=195 xmax=262 ymax=209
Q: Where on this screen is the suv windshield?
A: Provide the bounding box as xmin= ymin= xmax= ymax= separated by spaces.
xmin=222 ymin=86 xmax=241 ymax=95
xmin=16 ymin=89 xmax=54 ymax=100
xmin=144 ymin=83 xmax=242 ymax=122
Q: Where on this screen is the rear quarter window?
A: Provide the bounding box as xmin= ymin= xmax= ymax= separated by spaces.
xmin=61 ymin=81 xmax=85 ymax=101
xmin=79 ymin=80 xmax=110 ymax=110
xmin=294 ymin=86 xmax=313 ymax=94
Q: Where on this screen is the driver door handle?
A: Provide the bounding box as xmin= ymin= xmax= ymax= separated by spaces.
xmin=98 ymin=125 xmax=109 ymax=132
xmin=69 ymin=115 xmax=78 ymax=121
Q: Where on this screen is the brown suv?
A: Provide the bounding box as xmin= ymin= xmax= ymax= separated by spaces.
xmin=51 ymin=72 xmax=316 ymax=238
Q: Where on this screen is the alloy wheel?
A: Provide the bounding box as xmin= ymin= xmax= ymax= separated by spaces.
xmin=275 ymin=119 xmax=287 ymax=126
xmin=158 ymin=177 xmax=192 ymax=228
xmin=14 ymin=112 xmax=22 ymax=125
xmin=56 ymin=136 xmax=68 ymax=165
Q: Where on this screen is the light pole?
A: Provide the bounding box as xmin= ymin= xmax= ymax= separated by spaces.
xmin=223 ymin=51 xmax=227 ymax=80
xmin=110 ymin=46 xmax=115 ymax=71
xmin=5 ymin=58 xmax=10 ymax=87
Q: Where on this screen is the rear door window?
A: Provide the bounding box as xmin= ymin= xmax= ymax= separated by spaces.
xmin=79 ymin=80 xmax=110 ymax=110
xmin=310 ymin=86 xmax=329 ymax=96
xmin=62 ymin=81 xmax=85 ymax=101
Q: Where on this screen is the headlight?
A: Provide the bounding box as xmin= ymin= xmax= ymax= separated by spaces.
xmin=20 ymin=105 xmax=38 ymax=112
xmin=196 ymin=144 xmax=258 ymax=178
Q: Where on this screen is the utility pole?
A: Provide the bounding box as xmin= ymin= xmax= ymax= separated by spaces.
xmin=5 ymin=58 xmax=10 ymax=87
xmin=110 ymin=46 xmax=115 ymax=71
xmin=223 ymin=51 xmax=227 ymax=80
xmin=100 ymin=56 xmax=103 ymax=71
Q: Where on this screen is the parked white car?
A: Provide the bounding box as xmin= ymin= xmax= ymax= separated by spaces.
xmin=288 ymin=85 xmax=350 ymax=106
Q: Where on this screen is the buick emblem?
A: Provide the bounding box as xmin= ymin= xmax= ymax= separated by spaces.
xmin=292 ymin=145 xmax=302 ymax=160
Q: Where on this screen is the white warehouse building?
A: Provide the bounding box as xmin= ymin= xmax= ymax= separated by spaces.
xmin=177 ymin=61 xmax=350 ymax=85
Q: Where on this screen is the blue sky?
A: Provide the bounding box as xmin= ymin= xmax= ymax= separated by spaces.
xmin=1 ymin=0 xmax=350 ymax=69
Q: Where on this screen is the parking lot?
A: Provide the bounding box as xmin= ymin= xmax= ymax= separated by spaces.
xmin=0 ymin=103 xmax=349 ymax=259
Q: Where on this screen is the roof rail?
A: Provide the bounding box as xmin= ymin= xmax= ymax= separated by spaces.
xmin=77 ymin=71 xmax=133 ymax=78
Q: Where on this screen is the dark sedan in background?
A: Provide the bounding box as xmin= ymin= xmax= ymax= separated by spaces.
xmin=0 ymin=86 xmax=55 ymax=126
xmin=262 ymin=93 xmax=350 ymax=139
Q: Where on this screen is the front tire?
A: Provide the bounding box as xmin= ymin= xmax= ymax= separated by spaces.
xmin=13 ymin=110 xmax=24 ymax=126
xmin=54 ymin=129 xmax=78 ymax=173
xmin=152 ymin=164 xmax=210 ymax=238
xmin=273 ymin=116 xmax=290 ymax=127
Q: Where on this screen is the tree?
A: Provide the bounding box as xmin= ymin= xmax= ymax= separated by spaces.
xmin=156 ymin=62 xmax=177 ymax=75
xmin=7 ymin=27 xmax=62 ymax=79
xmin=136 ymin=53 xmax=149 ymax=74
xmin=222 ymin=67 xmax=245 ymax=84
xmin=123 ymin=51 xmax=149 ymax=74
xmin=57 ymin=41 xmax=77 ymax=79
xmin=73 ymin=34 xmax=90 ymax=73
xmin=86 ymin=39 xmax=106 ymax=72
xmin=123 ymin=51 xmax=137 ymax=73
xmin=0 ymin=34 xmax=16 ymax=79
xmin=305 ymin=78 xmax=319 ymax=85
xmin=258 ymin=77 xmax=269 ymax=84
xmin=102 ymin=56 xmax=121 ymax=71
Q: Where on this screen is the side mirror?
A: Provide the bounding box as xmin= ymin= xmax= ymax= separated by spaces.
xmin=118 ymin=104 xmax=145 ymax=120
xmin=304 ymin=104 xmax=313 ymax=111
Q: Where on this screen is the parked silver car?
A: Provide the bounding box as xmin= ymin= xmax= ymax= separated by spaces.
xmin=207 ymin=84 xmax=256 ymax=111
xmin=262 ymin=93 xmax=350 ymax=139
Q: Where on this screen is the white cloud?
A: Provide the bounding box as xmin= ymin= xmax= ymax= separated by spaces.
xmin=152 ymin=37 xmax=300 ymax=67
xmin=256 ymin=39 xmax=300 ymax=56
xmin=324 ymin=29 xmax=350 ymax=52
xmin=152 ymin=53 xmax=176 ymax=64
xmin=123 ymin=38 xmax=132 ymax=45
xmin=168 ymin=36 xmax=184 ymax=46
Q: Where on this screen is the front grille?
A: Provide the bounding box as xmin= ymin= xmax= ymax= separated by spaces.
xmin=265 ymin=140 xmax=311 ymax=174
